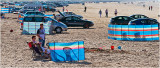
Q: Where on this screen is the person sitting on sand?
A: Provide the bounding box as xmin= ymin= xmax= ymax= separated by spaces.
xmin=31 ymin=36 xmax=50 ymax=58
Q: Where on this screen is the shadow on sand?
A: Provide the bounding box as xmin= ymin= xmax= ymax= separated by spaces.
xmin=55 ymin=61 xmax=92 ymax=65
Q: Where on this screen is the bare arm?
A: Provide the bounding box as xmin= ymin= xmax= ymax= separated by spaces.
xmin=37 ymin=34 xmax=42 ymax=39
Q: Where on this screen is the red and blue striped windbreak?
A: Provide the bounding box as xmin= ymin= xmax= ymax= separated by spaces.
xmin=108 ymin=24 xmax=159 ymax=41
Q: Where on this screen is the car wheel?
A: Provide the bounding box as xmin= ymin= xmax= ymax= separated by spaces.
xmin=55 ymin=27 xmax=62 ymax=33
xmin=83 ymin=23 xmax=89 ymax=28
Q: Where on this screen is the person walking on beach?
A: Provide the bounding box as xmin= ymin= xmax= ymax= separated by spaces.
xmin=99 ymin=9 xmax=102 ymax=18
xmin=149 ymin=6 xmax=150 ymax=10
xmin=84 ymin=6 xmax=87 ymax=12
xmin=37 ymin=24 xmax=45 ymax=47
xmin=105 ymin=9 xmax=108 ymax=18
xmin=151 ymin=6 xmax=153 ymax=11
xmin=114 ymin=9 xmax=118 ymax=16
xmin=63 ymin=7 xmax=65 ymax=12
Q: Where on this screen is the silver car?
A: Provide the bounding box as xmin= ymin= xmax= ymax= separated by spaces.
xmin=22 ymin=15 xmax=67 ymax=34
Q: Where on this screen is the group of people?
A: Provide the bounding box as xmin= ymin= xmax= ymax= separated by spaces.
xmin=30 ymin=23 xmax=50 ymax=59
xmin=84 ymin=6 xmax=118 ymax=18
xmin=99 ymin=9 xmax=118 ymax=18
xmin=149 ymin=6 xmax=153 ymax=11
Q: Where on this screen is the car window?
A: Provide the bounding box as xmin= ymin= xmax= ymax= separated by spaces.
xmin=134 ymin=15 xmax=138 ymax=18
xmin=45 ymin=17 xmax=52 ymax=22
xmin=66 ymin=17 xmax=72 ymax=20
xmin=150 ymin=20 xmax=158 ymax=24
xmin=140 ymin=15 xmax=146 ymax=18
xmin=118 ymin=17 xmax=123 ymax=20
xmin=72 ymin=17 xmax=80 ymax=20
xmin=140 ymin=20 xmax=147 ymax=24
xmin=36 ymin=12 xmax=44 ymax=15
xmin=24 ymin=17 xmax=33 ymax=22
xmin=123 ymin=17 xmax=130 ymax=20
xmin=26 ymin=12 xmax=34 ymax=15
xmin=34 ymin=17 xmax=44 ymax=22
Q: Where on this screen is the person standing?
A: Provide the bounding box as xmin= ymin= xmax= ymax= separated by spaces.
xmin=37 ymin=24 xmax=45 ymax=47
xmin=114 ymin=9 xmax=118 ymax=16
xmin=63 ymin=7 xmax=65 ymax=12
xmin=39 ymin=7 xmax=41 ymax=12
xmin=53 ymin=14 xmax=56 ymax=20
xmin=84 ymin=6 xmax=87 ymax=12
xmin=151 ymin=6 xmax=153 ymax=11
xmin=105 ymin=9 xmax=108 ymax=18
xmin=149 ymin=6 xmax=150 ymax=10
xmin=99 ymin=9 xmax=102 ymax=18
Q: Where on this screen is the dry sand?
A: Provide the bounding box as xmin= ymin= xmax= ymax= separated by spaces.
xmin=1 ymin=2 xmax=160 ymax=67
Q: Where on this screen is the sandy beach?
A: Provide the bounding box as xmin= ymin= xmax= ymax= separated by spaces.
xmin=1 ymin=1 xmax=160 ymax=67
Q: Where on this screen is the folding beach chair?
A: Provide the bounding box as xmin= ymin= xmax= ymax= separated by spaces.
xmin=27 ymin=42 xmax=43 ymax=60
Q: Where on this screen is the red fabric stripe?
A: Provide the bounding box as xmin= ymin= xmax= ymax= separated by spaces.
xmin=108 ymin=29 xmax=158 ymax=31
xmin=108 ymin=34 xmax=159 ymax=37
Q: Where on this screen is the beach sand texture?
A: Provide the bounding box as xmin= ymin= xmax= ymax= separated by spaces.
xmin=1 ymin=2 xmax=159 ymax=67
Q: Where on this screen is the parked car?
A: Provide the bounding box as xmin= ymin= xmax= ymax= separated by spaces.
xmin=110 ymin=16 xmax=134 ymax=25
xmin=128 ymin=18 xmax=159 ymax=25
xmin=59 ymin=16 xmax=94 ymax=28
xmin=12 ymin=8 xmax=21 ymax=14
xmin=56 ymin=11 xmax=83 ymax=20
xmin=22 ymin=15 xmax=67 ymax=33
xmin=44 ymin=6 xmax=56 ymax=12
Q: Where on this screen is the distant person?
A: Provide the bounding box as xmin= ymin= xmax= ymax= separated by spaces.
xmin=37 ymin=24 xmax=45 ymax=47
xmin=99 ymin=9 xmax=102 ymax=18
xmin=149 ymin=6 xmax=150 ymax=10
xmin=53 ymin=14 xmax=56 ymax=20
xmin=63 ymin=7 xmax=65 ymax=12
xmin=114 ymin=9 xmax=118 ymax=16
xmin=143 ymin=5 xmax=145 ymax=7
xmin=84 ymin=6 xmax=87 ymax=12
xmin=39 ymin=7 xmax=41 ymax=12
xmin=66 ymin=9 xmax=68 ymax=12
xmin=105 ymin=9 xmax=108 ymax=18
xmin=151 ymin=6 xmax=153 ymax=11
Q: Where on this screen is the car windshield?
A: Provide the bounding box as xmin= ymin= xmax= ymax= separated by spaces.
xmin=65 ymin=12 xmax=75 ymax=15
xmin=72 ymin=17 xmax=81 ymax=20
xmin=23 ymin=17 xmax=44 ymax=22
xmin=140 ymin=15 xmax=147 ymax=18
xmin=45 ymin=17 xmax=58 ymax=23
xmin=15 ymin=8 xmax=21 ymax=10
xmin=26 ymin=12 xmax=44 ymax=16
